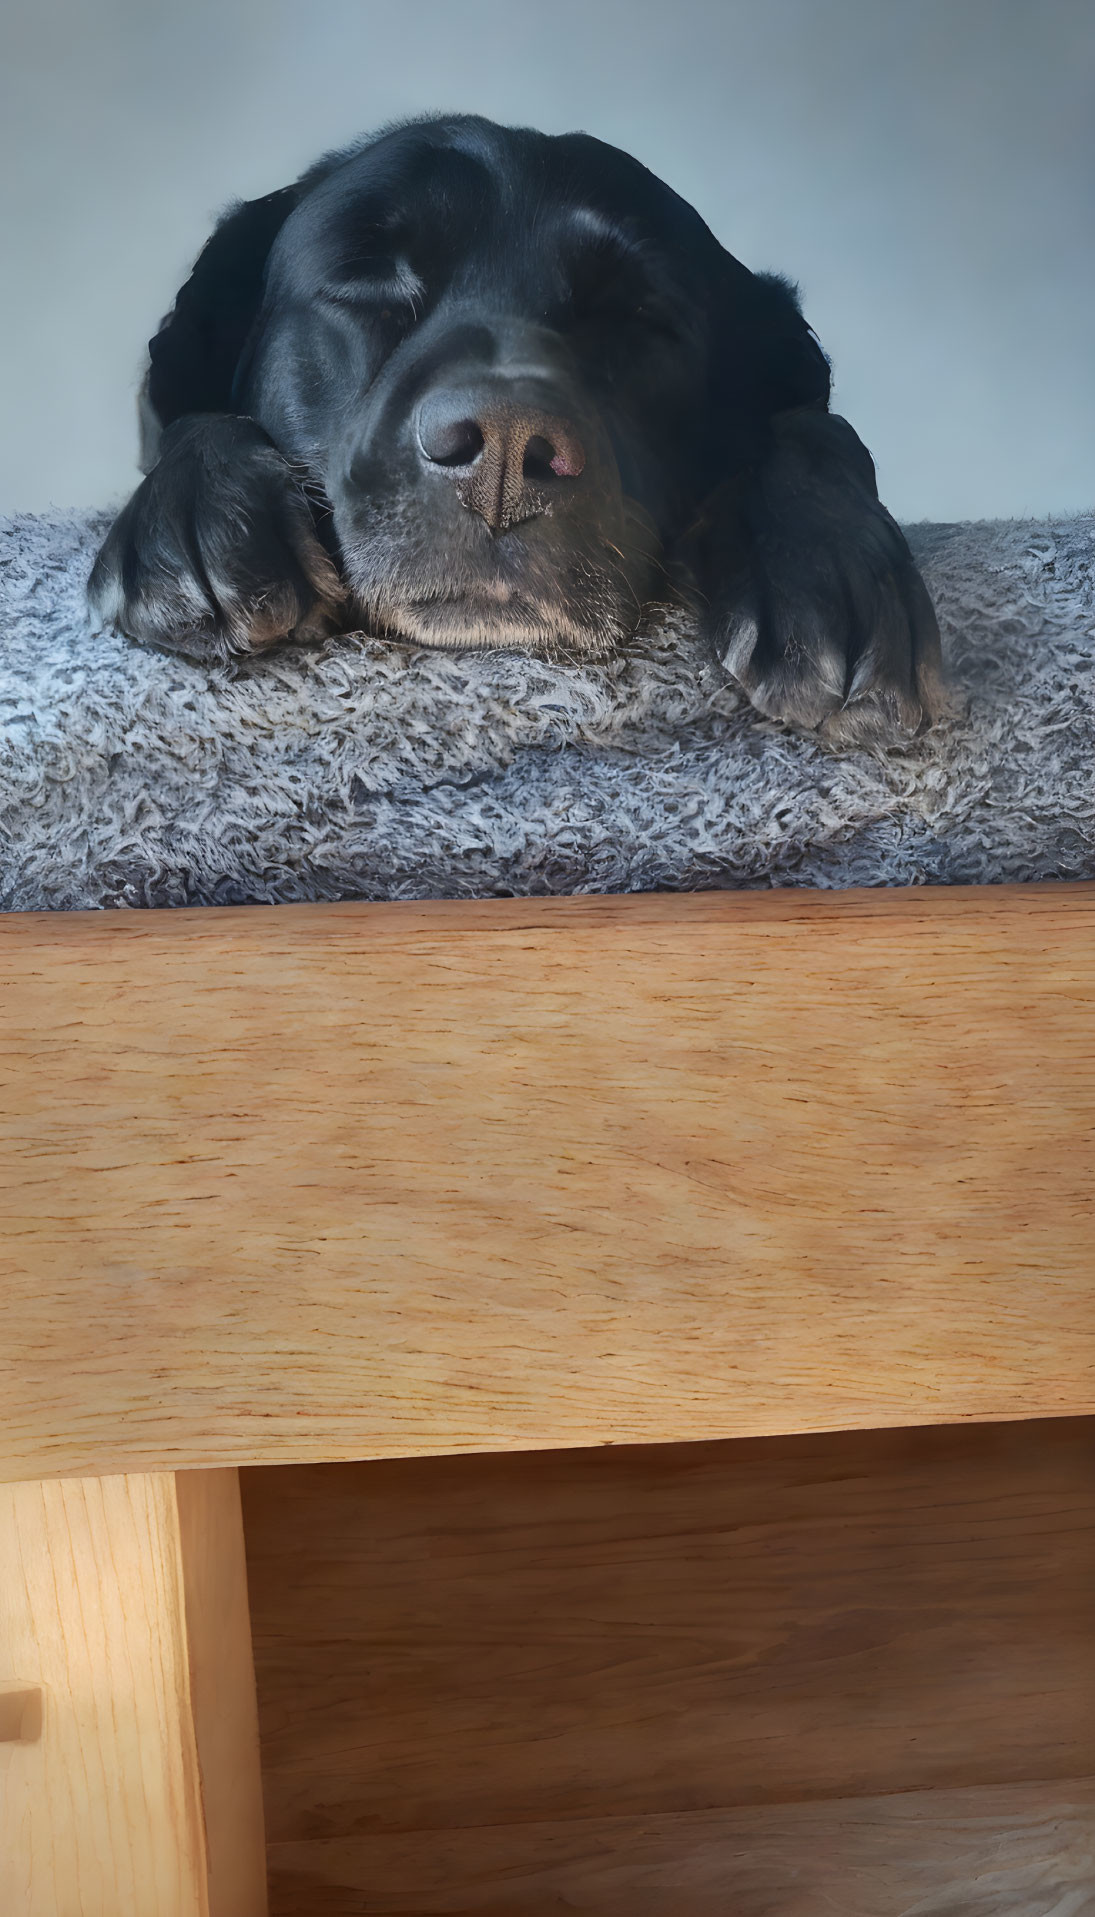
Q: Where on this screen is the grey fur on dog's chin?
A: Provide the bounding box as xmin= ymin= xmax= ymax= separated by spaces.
xmin=0 ymin=511 xmax=1092 ymax=912
xmin=355 ymin=596 xmax=622 ymax=660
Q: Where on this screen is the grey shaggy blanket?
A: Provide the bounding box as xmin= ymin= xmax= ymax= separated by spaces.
xmin=0 ymin=510 xmax=1091 ymax=910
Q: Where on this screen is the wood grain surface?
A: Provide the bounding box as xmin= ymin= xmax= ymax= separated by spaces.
xmin=242 ymin=1419 xmax=1095 ymax=1848
xmin=2 ymin=885 xmax=1093 ymax=1481
xmin=264 ymin=1778 xmax=1095 ymax=1915
xmin=0 ymin=1470 xmax=266 ymax=1917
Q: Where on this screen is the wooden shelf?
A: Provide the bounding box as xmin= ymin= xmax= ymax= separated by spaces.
xmin=264 ymin=1779 xmax=1095 ymax=1916
xmin=244 ymin=1417 xmax=1095 ymax=1915
xmin=2 ymin=884 xmax=1093 ymax=1912
xmin=2 ymin=883 xmax=1094 ymax=1484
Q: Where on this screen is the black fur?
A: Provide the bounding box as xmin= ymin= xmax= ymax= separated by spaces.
xmin=90 ymin=114 xmax=942 ymax=743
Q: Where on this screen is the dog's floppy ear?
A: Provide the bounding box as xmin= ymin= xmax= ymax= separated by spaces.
xmin=712 ymin=265 xmax=832 ymax=459
xmin=140 ymin=185 xmax=302 ymax=468
xmin=749 ymin=271 xmax=832 ymax=413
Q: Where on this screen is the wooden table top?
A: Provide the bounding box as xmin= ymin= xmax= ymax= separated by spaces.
xmin=1 ymin=884 xmax=1092 ymax=1482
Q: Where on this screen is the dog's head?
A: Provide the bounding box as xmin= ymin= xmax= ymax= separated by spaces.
xmin=145 ymin=115 xmax=828 ymax=656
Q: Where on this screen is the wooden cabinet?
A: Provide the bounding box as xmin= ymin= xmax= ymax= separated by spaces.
xmin=2 ymin=887 xmax=1093 ymax=1913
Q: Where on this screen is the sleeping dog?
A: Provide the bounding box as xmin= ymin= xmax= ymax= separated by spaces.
xmin=89 ymin=114 xmax=942 ymax=746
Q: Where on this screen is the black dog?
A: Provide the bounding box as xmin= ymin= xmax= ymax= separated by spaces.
xmin=89 ymin=114 xmax=942 ymax=745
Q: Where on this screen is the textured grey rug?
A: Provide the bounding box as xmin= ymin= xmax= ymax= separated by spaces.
xmin=0 ymin=509 xmax=1091 ymax=910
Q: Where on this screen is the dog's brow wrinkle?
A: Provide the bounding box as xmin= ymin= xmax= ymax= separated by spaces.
xmin=571 ymin=206 xmax=616 ymax=241
xmin=568 ymin=205 xmax=640 ymax=256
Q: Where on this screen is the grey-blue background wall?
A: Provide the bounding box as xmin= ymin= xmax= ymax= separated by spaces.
xmin=2 ymin=0 xmax=1092 ymax=520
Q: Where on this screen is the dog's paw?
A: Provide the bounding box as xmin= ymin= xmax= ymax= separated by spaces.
xmin=716 ymin=545 xmax=944 ymax=748
xmin=705 ymin=411 xmax=944 ymax=748
xmin=88 ymin=415 xmax=347 ymax=662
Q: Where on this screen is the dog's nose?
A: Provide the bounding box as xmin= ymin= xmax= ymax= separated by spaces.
xmin=415 ymin=388 xmax=586 ymax=532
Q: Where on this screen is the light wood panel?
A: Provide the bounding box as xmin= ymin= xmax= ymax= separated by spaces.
xmin=2 ymin=885 xmax=1094 ymax=1481
xmin=264 ymin=1778 xmax=1095 ymax=1915
xmin=242 ymin=1420 xmax=1095 ymax=1843
xmin=175 ymin=1470 xmax=269 ymax=1917
xmin=0 ymin=1470 xmax=266 ymax=1917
